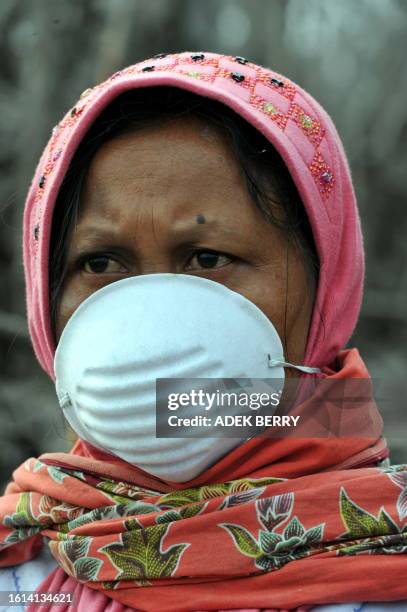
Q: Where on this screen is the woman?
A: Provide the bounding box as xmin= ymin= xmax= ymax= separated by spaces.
xmin=0 ymin=51 xmax=406 ymax=611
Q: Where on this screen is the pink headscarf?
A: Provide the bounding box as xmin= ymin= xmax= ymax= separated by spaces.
xmin=23 ymin=51 xmax=364 ymax=379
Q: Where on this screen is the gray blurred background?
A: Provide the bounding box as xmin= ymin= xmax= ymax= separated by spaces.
xmin=1 ymin=0 xmax=406 ymax=489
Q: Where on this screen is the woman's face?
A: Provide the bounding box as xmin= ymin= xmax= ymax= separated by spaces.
xmin=56 ymin=118 xmax=315 ymax=369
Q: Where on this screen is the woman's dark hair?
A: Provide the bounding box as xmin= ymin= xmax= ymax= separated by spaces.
xmin=49 ymin=87 xmax=319 ymax=349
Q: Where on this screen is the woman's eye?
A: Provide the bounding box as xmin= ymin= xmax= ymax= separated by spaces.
xmin=82 ymin=256 xmax=126 ymax=274
xmin=185 ymin=251 xmax=233 ymax=271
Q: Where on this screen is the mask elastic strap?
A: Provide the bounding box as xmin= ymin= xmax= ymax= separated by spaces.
xmin=268 ymin=355 xmax=321 ymax=374
xmin=57 ymin=391 xmax=72 ymax=410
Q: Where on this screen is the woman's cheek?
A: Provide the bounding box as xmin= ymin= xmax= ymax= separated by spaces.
xmin=227 ymin=263 xmax=288 ymax=329
xmin=56 ymin=278 xmax=94 ymax=340
xmin=56 ymin=271 xmax=136 ymax=338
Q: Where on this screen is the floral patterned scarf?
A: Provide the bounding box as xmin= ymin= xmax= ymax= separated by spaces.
xmin=1 ymin=350 xmax=407 ymax=610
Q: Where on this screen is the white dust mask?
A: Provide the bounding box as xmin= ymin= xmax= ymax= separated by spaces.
xmin=54 ymin=274 xmax=319 ymax=482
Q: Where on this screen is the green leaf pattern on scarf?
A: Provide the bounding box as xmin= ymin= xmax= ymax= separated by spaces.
xmin=156 ymin=501 xmax=208 ymax=524
xmin=50 ymin=535 xmax=102 ymax=582
xmin=221 ymin=493 xmax=325 ymax=571
xmin=337 ymin=485 xmax=407 ymax=555
xmin=100 ymin=524 xmax=189 ymax=582
xmin=32 ymin=460 xmax=85 ymax=485
xmin=157 ymin=476 xmax=283 ymax=508
xmin=59 ymin=501 xmax=163 ymax=534
xmin=380 ymin=464 xmax=407 ymax=521
xmin=1 ymin=493 xmax=44 ymax=549
xmin=95 ymin=478 xmax=160 ymax=504
xmin=340 ymin=487 xmax=398 ymax=537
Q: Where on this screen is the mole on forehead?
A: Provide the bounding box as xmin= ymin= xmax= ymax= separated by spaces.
xmin=196 ymin=214 xmax=206 ymax=224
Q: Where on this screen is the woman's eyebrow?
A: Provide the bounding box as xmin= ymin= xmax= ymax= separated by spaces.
xmin=72 ymin=226 xmax=121 ymax=245
xmin=72 ymin=219 xmax=242 ymax=246
xmin=170 ymin=218 xmax=241 ymax=239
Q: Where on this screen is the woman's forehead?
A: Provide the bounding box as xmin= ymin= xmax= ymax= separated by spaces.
xmin=72 ymin=122 xmax=276 ymax=252
xmin=81 ymin=119 xmax=246 ymax=207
